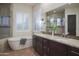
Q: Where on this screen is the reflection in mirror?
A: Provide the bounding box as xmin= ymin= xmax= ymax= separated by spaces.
xmin=55 ymin=17 xmax=65 ymax=35
xmin=50 ymin=18 xmax=54 ymax=23
xmin=46 ymin=13 xmax=65 ymax=35
xmin=57 ymin=18 xmax=62 ymax=26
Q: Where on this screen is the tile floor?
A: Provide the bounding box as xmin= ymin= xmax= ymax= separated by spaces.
xmin=0 ymin=47 xmax=39 ymax=56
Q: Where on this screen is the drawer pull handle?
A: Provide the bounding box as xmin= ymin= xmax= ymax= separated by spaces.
xmin=71 ymin=51 xmax=79 ymax=55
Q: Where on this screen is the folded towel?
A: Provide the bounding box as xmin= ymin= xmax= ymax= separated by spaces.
xmin=20 ymin=38 xmax=27 ymax=45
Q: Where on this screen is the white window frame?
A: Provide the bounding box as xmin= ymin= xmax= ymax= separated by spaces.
xmin=16 ymin=12 xmax=29 ymax=32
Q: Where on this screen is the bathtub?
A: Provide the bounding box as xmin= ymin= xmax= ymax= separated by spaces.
xmin=8 ymin=36 xmax=32 ymax=50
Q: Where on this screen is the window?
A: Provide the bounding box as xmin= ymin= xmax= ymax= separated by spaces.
xmin=2 ymin=16 xmax=9 ymax=26
xmin=16 ymin=12 xmax=29 ymax=31
xmin=0 ymin=16 xmax=9 ymax=26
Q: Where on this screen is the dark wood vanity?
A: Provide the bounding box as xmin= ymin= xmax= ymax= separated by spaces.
xmin=33 ymin=35 xmax=79 ymax=56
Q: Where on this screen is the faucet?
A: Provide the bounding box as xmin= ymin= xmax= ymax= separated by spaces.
xmin=62 ymin=33 xmax=66 ymax=37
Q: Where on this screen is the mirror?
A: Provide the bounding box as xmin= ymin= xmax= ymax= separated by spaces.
xmin=46 ymin=11 xmax=65 ymax=35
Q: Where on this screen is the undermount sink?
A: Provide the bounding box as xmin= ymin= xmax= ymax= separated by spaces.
xmin=41 ymin=31 xmax=79 ymax=40
xmin=55 ymin=34 xmax=79 ymax=40
xmin=41 ymin=32 xmax=52 ymax=35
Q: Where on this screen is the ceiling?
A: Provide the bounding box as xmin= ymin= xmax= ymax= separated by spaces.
xmin=47 ymin=3 xmax=79 ymax=15
xmin=0 ymin=3 xmax=39 ymax=7
xmin=24 ymin=3 xmax=40 ymax=6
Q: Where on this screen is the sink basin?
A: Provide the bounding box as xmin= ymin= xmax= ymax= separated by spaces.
xmin=41 ymin=32 xmax=52 ymax=35
xmin=55 ymin=34 xmax=79 ymax=40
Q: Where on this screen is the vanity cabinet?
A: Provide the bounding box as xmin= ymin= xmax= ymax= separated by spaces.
xmin=33 ymin=35 xmax=50 ymax=56
xmin=33 ymin=35 xmax=67 ymax=56
xmin=42 ymin=38 xmax=50 ymax=56
xmin=33 ymin=35 xmax=79 ymax=56
xmin=49 ymin=40 xmax=67 ymax=56
xmin=32 ymin=35 xmax=36 ymax=51
xmin=36 ymin=36 xmax=43 ymax=55
xmin=33 ymin=35 xmax=43 ymax=55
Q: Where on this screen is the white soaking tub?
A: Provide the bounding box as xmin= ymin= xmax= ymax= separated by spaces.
xmin=8 ymin=37 xmax=32 ymax=50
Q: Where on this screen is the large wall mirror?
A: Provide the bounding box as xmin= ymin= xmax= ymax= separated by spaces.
xmin=46 ymin=11 xmax=65 ymax=35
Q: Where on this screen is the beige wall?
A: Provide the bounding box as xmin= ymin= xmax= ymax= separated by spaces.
xmin=32 ymin=4 xmax=48 ymax=32
xmin=0 ymin=4 xmax=10 ymax=16
xmin=0 ymin=4 xmax=11 ymax=38
xmin=11 ymin=4 xmax=33 ymax=37
xmin=65 ymin=5 xmax=79 ymax=36
xmin=32 ymin=4 xmax=42 ymax=32
xmin=0 ymin=4 xmax=11 ymax=51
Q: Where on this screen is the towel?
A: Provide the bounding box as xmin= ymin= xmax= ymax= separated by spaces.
xmin=20 ymin=38 xmax=27 ymax=45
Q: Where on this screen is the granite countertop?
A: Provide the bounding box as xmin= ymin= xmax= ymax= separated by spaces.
xmin=34 ymin=32 xmax=79 ymax=48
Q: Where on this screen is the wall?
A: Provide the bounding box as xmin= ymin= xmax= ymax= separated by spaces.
xmin=0 ymin=4 xmax=11 ymax=38
xmin=65 ymin=5 xmax=79 ymax=36
xmin=0 ymin=4 xmax=10 ymax=16
xmin=32 ymin=4 xmax=43 ymax=32
xmin=11 ymin=4 xmax=33 ymax=37
xmin=0 ymin=4 xmax=12 ymax=51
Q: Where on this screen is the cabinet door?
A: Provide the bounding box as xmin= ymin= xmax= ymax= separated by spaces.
xmin=33 ymin=35 xmax=37 ymax=51
xmin=33 ymin=35 xmax=35 ymax=49
xmin=35 ymin=36 xmax=39 ymax=52
xmin=49 ymin=40 xmax=67 ymax=56
xmin=49 ymin=41 xmax=56 ymax=56
xmin=67 ymin=46 xmax=79 ymax=56
xmin=37 ymin=36 xmax=43 ymax=56
xmin=33 ymin=35 xmax=44 ymax=56
xmin=54 ymin=43 xmax=67 ymax=56
xmin=42 ymin=38 xmax=50 ymax=56
xmin=33 ymin=35 xmax=67 ymax=56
